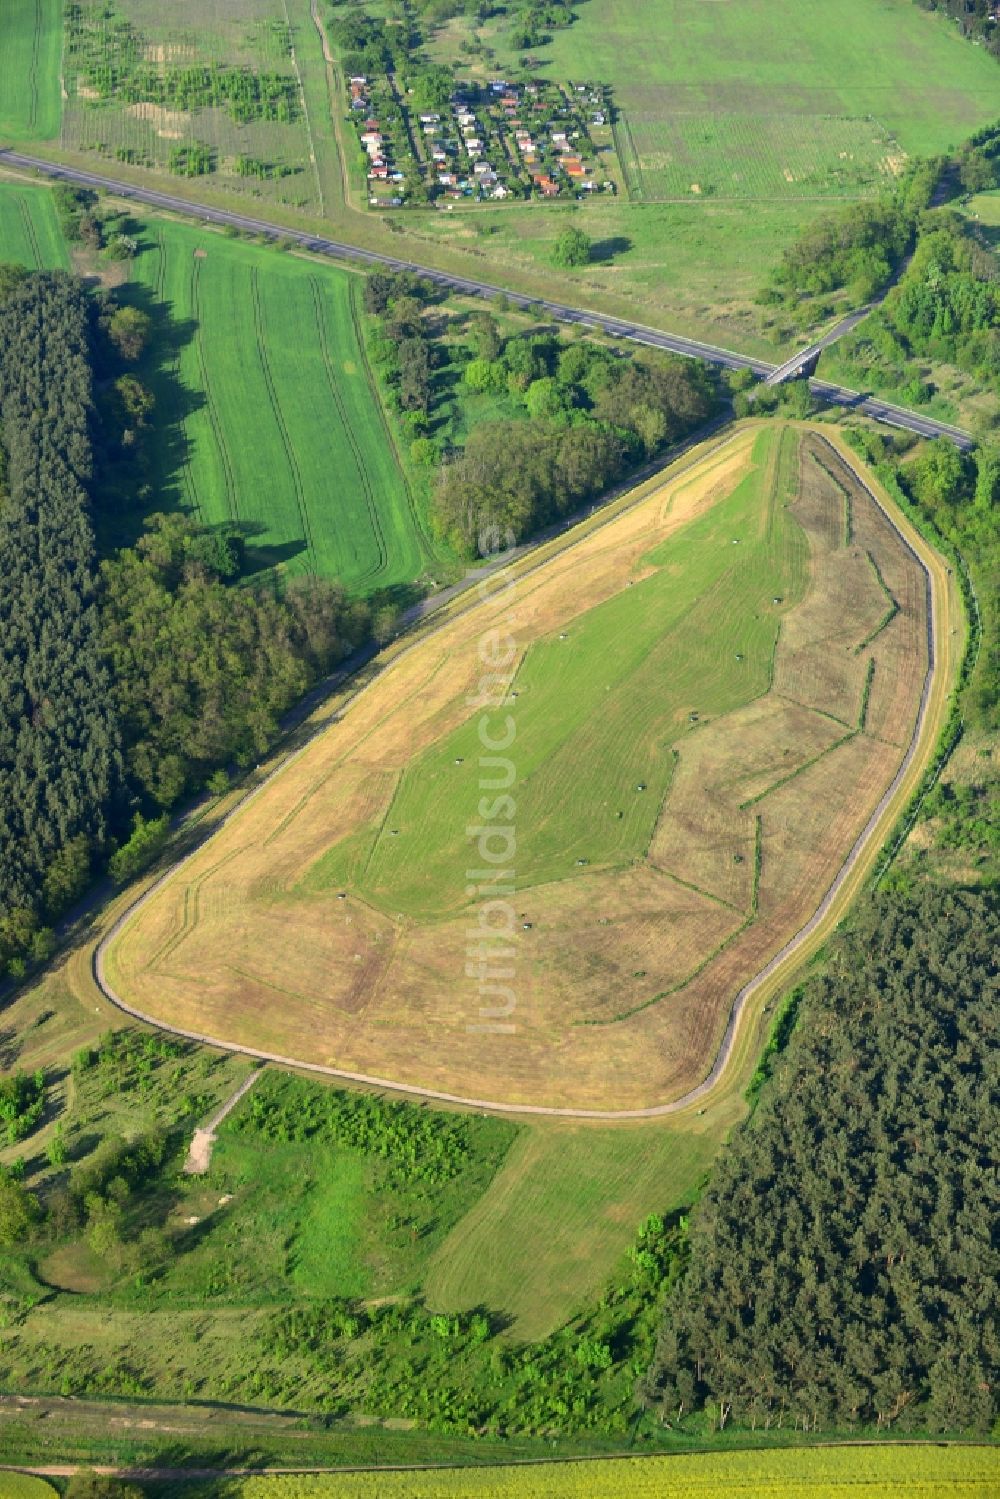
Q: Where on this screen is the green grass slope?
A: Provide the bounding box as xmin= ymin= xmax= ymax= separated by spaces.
xmin=0 ymin=181 xmax=68 ymax=269
xmin=310 ymin=426 xmax=807 ymax=914
xmin=129 ymin=220 xmax=435 ymax=590
xmin=0 ymin=0 xmax=62 ymax=142
xmin=543 ymin=0 xmax=1000 ymax=202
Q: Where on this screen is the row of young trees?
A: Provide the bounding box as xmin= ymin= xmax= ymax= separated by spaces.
xmin=644 ymin=888 xmax=999 ymax=1435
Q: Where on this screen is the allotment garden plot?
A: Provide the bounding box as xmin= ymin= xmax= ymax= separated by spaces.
xmin=106 ymin=424 xmax=934 ymax=1110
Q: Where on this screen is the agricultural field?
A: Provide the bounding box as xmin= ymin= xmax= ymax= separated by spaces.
xmin=61 ymin=0 xmax=324 ymax=214
xmin=103 ymin=423 xmax=946 ymax=1112
xmin=540 ymin=0 xmax=1000 ymax=203
xmin=125 ymin=216 xmax=434 ymax=589
xmin=0 ymin=1479 xmax=57 ymax=1499
xmin=0 ymin=0 xmax=63 ymax=142
xmin=0 ymin=180 xmax=69 ymax=270
xmin=177 ymin=1444 xmax=1000 ymax=1497
xmin=614 ymin=112 xmax=901 ymax=203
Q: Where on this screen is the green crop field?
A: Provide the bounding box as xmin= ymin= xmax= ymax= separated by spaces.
xmin=0 ymin=181 xmax=69 ymax=269
xmin=128 ymin=218 xmax=434 ymax=590
xmin=0 ymin=1478 xmax=58 ymax=1499
xmin=181 ymin=1444 xmax=1000 ymax=1496
xmin=0 ymin=0 xmax=63 ymax=142
xmin=309 ymin=427 xmax=807 ymax=914
xmin=541 ymin=0 xmax=1000 ymax=202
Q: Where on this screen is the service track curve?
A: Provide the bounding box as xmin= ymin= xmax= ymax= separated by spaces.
xmin=93 ymin=430 xmax=958 ymax=1121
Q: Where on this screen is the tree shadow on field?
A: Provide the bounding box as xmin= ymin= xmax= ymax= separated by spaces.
xmin=971 ymin=221 xmax=1000 ymax=253
xmin=92 ymin=248 xmax=205 ymax=558
xmin=589 ymin=235 xmax=633 ymax=264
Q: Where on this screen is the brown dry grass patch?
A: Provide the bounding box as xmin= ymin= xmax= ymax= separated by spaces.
xmin=105 ymin=426 xmax=934 ymax=1109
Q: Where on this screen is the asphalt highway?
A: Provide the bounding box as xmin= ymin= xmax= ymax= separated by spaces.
xmin=0 ymin=148 xmax=975 ymax=449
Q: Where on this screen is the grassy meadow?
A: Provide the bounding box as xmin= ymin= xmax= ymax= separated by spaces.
xmin=125 ymin=217 xmax=434 ymax=589
xmin=402 ymin=197 xmax=820 ymax=356
xmin=540 ymin=0 xmax=1000 ymax=202
xmin=176 ymin=1445 xmax=1000 ymax=1497
xmin=0 ymin=1479 xmax=58 ymax=1499
xmin=424 ymin=1120 xmax=721 ymax=1340
xmin=0 ymin=0 xmax=63 ymax=142
xmin=313 ymin=427 xmax=808 ymax=915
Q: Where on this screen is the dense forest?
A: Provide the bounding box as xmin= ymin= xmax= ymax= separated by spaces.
xmin=0 ymin=268 xmax=369 ymax=978
xmin=644 ymin=888 xmax=999 ymax=1434
xmin=0 ymin=273 xmax=123 ymax=976
xmin=364 ymin=271 xmax=718 ymax=552
xmin=101 ymin=516 xmax=369 ymax=809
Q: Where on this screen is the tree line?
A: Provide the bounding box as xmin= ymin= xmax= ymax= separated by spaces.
xmin=0 ymin=269 xmax=371 ymax=979
xmin=643 ymin=887 xmax=999 ymax=1435
xmin=764 ymin=158 xmax=940 ymax=305
xmin=0 ymin=272 xmax=123 ymax=976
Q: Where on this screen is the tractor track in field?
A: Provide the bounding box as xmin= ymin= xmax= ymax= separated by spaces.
xmin=92 ymin=428 xmax=955 ymax=1122
xmin=308 ymin=273 xmax=389 ymax=584
xmin=18 ymin=194 xmax=41 ymax=266
xmin=249 ymin=265 xmax=320 ymax=571
xmin=347 ymin=279 xmax=435 ymax=558
xmin=27 ymin=0 xmax=42 ymax=132
xmin=190 ymin=256 xmax=239 ymax=522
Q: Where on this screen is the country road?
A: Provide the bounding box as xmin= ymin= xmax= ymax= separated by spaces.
xmin=0 ymin=148 xmax=975 ymax=449
xmin=91 ymin=432 xmax=956 ymax=1122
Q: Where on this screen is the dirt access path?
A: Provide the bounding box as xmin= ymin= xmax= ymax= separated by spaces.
xmin=182 ymin=1068 xmax=263 ymax=1174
